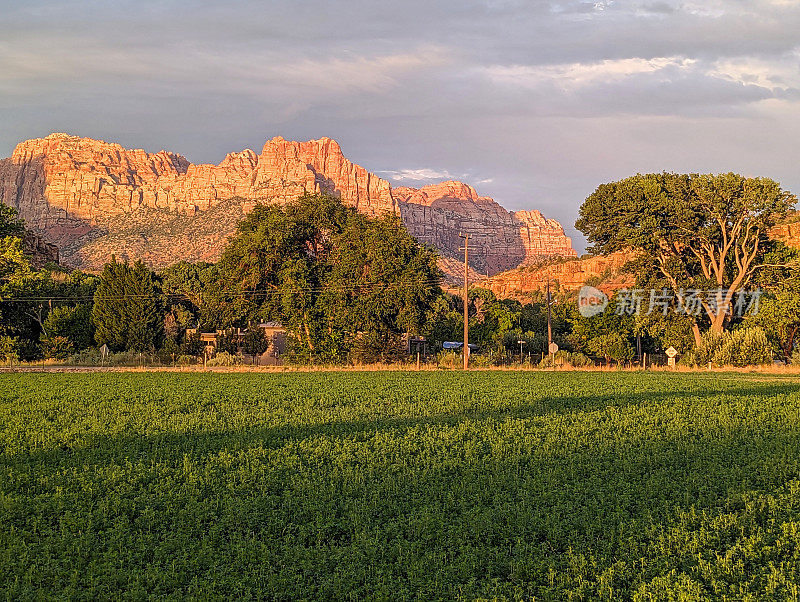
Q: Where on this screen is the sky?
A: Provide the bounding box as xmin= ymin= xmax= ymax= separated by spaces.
xmin=2 ymin=0 xmax=799 ymax=251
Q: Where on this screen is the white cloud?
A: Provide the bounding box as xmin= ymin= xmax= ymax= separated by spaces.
xmin=483 ymin=56 xmax=697 ymax=90
xmin=378 ymin=168 xmax=457 ymax=181
xmin=708 ymin=51 xmax=800 ymax=91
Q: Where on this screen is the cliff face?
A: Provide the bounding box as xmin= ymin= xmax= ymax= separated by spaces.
xmin=769 ymin=218 xmax=800 ymax=250
xmin=0 ymin=134 xmax=574 ymax=273
xmin=480 ymin=251 xmax=635 ymax=300
xmin=396 ymin=181 xmax=575 ymax=275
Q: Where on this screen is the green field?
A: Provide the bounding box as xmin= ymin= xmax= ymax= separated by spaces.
xmin=1 ymin=371 xmax=799 ymax=600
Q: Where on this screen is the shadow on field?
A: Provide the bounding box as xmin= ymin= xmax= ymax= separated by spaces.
xmin=2 ymin=376 xmax=800 ymax=598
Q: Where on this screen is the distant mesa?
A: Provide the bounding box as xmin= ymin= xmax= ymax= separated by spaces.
xmin=0 ymin=133 xmax=576 ymax=278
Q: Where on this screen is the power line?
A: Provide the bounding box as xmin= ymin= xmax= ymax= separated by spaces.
xmin=0 ymin=276 xmax=449 ymax=303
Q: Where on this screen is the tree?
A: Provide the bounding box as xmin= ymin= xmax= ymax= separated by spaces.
xmin=242 ymin=326 xmax=269 ymax=357
xmin=586 ymin=332 xmax=634 ymax=365
xmin=0 ymin=204 xmax=23 ymax=238
xmin=93 ymin=258 xmax=163 ymax=352
xmin=576 ymin=173 xmax=796 ymax=345
xmin=42 ymin=304 xmax=94 ymax=350
xmin=213 ymin=193 xmax=441 ymax=363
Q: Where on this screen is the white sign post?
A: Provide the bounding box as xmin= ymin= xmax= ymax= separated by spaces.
xmin=665 ymin=346 xmax=678 ymax=367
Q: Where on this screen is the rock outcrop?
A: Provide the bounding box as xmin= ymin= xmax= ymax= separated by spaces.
xmin=396 ymin=181 xmax=575 ymax=275
xmin=480 ymin=251 xmax=635 ymax=300
xmin=769 ymin=216 xmax=800 ymax=250
xmin=0 ymin=134 xmax=574 ymax=274
xmin=22 ymin=230 xmax=59 ymax=269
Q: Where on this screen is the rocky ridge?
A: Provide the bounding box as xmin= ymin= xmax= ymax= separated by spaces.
xmin=395 ymin=181 xmax=575 ymax=275
xmin=0 ymin=133 xmax=575 ymax=275
xmin=479 ymin=251 xmax=635 ymax=300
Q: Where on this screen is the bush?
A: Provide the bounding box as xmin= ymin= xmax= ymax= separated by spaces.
xmin=215 ymin=330 xmax=240 ymax=355
xmin=41 ymin=336 xmax=75 ymax=360
xmin=469 ymin=354 xmax=494 ymax=368
xmin=181 ymin=331 xmax=205 ymax=356
xmin=207 ymin=351 xmax=236 ymax=367
xmin=437 ymin=351 xmax=462 ymax=369
xmin=65 ymin=348 xmax=102 ymax=366
xmin=109 ymin=350 xmax=152 ymax=367
xmin=0 ymin=336 xmax=20 ymax=363
xmin=177 ymin=354 xmax=199 ymax=366
xmin=683 ymin=327 xmax=772 ymax=367
xmin=540 ymin=350 xmax=594 ymax=368
xmin=586 ymin=332 xmax=634 ymax=364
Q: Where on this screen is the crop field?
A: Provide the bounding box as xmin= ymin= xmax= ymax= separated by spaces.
xmin=1 ymin=371 xmax=800 ymax=600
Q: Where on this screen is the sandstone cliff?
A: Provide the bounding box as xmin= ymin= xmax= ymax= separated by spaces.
xmin=0 ymin=134 xmax=574 ymax=274
xmin=396 ymin=181 xmax=575 ymax=275
xmin=768 ymin=214 xmax=800 ymax=250
xmin=479 ymin=251 xmax=635 ymax=300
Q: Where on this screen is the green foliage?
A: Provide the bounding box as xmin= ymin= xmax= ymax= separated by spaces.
xmin=214 ymin=329 xmax=239 ymax=355
xmin=0 ymin=335 xmax=19 ymax=362
xmin=212 ymin=194 xmax=441 ymax=362
xmin=181 ymin=331 xmax=204 ymax=357
xmin=2 ymin=372 xmax=800 ymax=599
xmin=348 ymin=331 xmax=407 ymax=364
xmin=40 ymin=335 xmax=75 ymax=359
xmin=683 ymin=327 xmax=773 ymax=367
xmin=207 ymin=351 xmax=236 ymax=367
xmin=241 ymin=326 xmax=269 ymax=357
xmin=586 ymin=332 xmax=635 ymax=364
xmin=576 ymin=172 xmax=796 ymax=331
xmin=746 ymin=289 xmax=800 ymax=361
xmin=539 ymin=350 xmax=594 ymax=367
xmin=42 ymin=304 xmax=93 ymax=350
xmin=92 ymin=258 xmax=163 ymax=352
xmin=0 ymin=204 xmax=23 ymax=238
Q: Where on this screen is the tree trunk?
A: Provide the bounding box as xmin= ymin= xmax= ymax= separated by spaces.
xmin=691 ymin=321 xmax=702 ymax=348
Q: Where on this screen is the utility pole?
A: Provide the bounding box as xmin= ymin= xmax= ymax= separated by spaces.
xmin=546 ymin=277 xmax=553 ymax=355
xmin=460 ymin=233 xmax=470 ymax=370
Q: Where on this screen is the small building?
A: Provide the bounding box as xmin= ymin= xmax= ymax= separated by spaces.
xmin=187 ymin=322 xmax=288 ymax=365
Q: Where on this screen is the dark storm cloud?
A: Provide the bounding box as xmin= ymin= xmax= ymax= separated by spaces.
xmin=1 ymin=0 xmax=799 ymax=249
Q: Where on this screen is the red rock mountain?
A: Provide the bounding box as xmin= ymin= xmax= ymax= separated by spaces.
xmin=0 ymin=133 xmax=575 ymax=276
xmin=479 ymin=251 xmax=636 ymax=300
xmin=395 ymin=181 xmax=575 ymax=275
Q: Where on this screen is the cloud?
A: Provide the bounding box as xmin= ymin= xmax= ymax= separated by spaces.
xmin=378 ymin=168 xmax=457 ymax=181
xmin=482 ymin=56 xmax=697 ymax=90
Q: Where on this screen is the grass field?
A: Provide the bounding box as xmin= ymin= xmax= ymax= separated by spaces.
xmin=1 ymin=371 xmax=799 ymax=600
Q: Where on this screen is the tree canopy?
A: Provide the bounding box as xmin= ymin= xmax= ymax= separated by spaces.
xmin=576 ymin=172 xmax=796 ymax=342
xmin=92 ymin=258 xmax=163 ymax=352
xmin=211 ymin=193 xmax=442 ymax=362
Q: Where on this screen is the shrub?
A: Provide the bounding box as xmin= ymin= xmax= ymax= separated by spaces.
xmin=65 ymin=348 xmax=102 ymax=366
xmin=0 ymin=336 xmax=19 ymax=363
xmin=207 ymin=351 xmax=236 ymax=367
xmin=177 ymin=354 xmax=199 ymax=366
xmin=181 ymin=331 xmax=205 ymax=356
xmin=586 ymin=332 xmax=634 ymax=364
xmin=437 ymin=351 xmax=462 ymax=369
xmin=469 ymin=354 xmax=494 ymax=368
xmin=215 ymin=330 xmax=240 ymax=355
xmin=684 ymin=327 xmax=772 ymax=367
xmin=41 ymin=336 xmax=75 ymax=360
xmin=540 ymin=350 xmax=594 ymax=368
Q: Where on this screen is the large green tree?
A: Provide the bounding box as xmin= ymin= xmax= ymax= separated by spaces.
xmin=213 ymin=193 xmax=441 ymax=362
xmin=576 ymin=173 xmax=795 ymax=345
xmin=93 ymin=258 xmax=163 ymax=352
